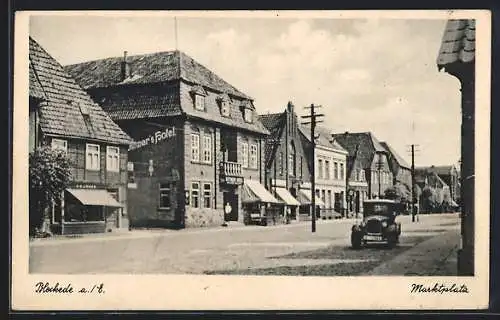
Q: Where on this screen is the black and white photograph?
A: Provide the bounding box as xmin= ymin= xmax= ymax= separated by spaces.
xmin=12 ymin=10 xmax=490 ymax=310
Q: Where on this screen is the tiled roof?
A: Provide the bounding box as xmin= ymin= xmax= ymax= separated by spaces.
xmin=437 ymin=19 xmax=475 ymax=69
xmin=332 ymin=132 xmax=386 ymax=168
xmin=29 ymin=37 xmax=132 ymax=145
xmin=29 ymin=61 xmax=46 ymax=100
xmin=298 ymin=125 xmax=347 ymax=153
xmin=380 ymin=141 xmax=410 ymax=169
xmin=65 ymin=50 xmax=252 ymax=100
xmin=258 ymin=112 xmax=285 ymax=165
xmin=90 ymin=84 xmax=182 ymax=121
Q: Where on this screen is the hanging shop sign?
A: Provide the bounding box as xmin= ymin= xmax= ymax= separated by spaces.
xmin=129 ymin=127 xmax=176 ymax=151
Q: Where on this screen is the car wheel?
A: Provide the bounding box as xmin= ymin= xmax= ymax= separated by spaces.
xmin=351 ymin=232 xmax=363 ymax=249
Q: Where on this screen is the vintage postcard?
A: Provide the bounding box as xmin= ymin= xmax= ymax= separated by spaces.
xmin=12 ymin=10 xmax=490 ymax=310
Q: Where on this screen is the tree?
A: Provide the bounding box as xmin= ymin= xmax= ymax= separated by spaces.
xmin=29 ymin=146 xmax=71 ymax=236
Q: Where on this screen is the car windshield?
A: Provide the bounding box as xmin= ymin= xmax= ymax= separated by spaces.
xmin=363 ymin=202 xmax=394 ymax=217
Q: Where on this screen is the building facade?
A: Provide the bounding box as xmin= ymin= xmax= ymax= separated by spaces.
xmin=425 ymin=165 xmax=460 ymax=205
xmin=66 ymin=50 xmax=275 ymax=229
xmin=300 ymin=126 xmax=348 ymax=218
xmin=380 ymin=141 xmax=412 ymax=199
xmin=259 ymin=102 xmax=309 ymax=222
xmin=29 ymin=36 xmax=132 ymax=235
xmin=332 ymin=132 xmax=393 ymax=214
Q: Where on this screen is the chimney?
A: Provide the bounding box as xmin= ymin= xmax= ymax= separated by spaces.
xmin=121 ymin=51 xmax=131 ymax=80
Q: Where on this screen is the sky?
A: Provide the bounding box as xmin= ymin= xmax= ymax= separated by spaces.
xmin=29 ymin=13 xmax=461 ymax=167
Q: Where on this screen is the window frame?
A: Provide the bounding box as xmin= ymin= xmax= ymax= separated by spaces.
xmin=241 ymin=141 xmax=249 ymax=168
xmin=220 ymin=100 xmax=230 ymax=117
xmin=202 ymin=134 xmax=212 ymax=164
xmin=191 ymin=182 xmax=200 ymax=208
xmin=203 ymin=183 xmax=212 ymax=208
xmin=191 ymin=133 xmax=200 ymax=162
xmin=51 ymin=138 xmax=68 ymax=154
xmin=194 ymin=94 xmax=205 ymax=111
xmin=249 ymin=143 xmax=258 ymax=169
xmin=106 ymin=146 xmax=120 ymax=172
xmin=85 ymin=143 xmax=100 ymax=171
xmin=159 ymin=183 xmax=172 ymax=210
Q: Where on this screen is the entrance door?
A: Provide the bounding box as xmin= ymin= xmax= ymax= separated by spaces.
xmin=223 ymin=190 xmax=239 ymax=221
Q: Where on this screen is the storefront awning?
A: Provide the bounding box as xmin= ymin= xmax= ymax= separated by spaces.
xmin=298 ymin=189 xmax=325 ymax=207
xmin=66 ymin=189 xmax=123 ymax=207
xmin=242 ymin=180 xmax=281 ymax=204
xmin=275 ymin=187 xmax=300 ymax=206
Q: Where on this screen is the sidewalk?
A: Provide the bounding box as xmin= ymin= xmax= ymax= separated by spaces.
xmin=29 ymin=216 xmax=354 ymax=246
xmin=365 ymin=229 xmax=459 ymax=276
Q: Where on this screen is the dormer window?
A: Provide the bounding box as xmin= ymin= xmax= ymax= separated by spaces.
xmin=217 ymin=93 xmax=231 ymax=117
xmin=243 ymin=108 xmax=253 ymax=123
xmin=195 ymin=95 xmax=205 ymax=111
xmin=79 ymin=103 xmax=90 ymax=116
xmin=241 ymin=101 xmax=254 ymax=123
xmin=191 ymin=85 xmax=207 ymax=111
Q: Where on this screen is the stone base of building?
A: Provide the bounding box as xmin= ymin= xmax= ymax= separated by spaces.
xmin=185 ymin=208 xmax=225 ymax=228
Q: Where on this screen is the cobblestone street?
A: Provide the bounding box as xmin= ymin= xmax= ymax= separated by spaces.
xmin=30 ymin=213 xmax=460 ymax=276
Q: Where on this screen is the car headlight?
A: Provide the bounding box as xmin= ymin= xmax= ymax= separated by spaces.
xmin=381 ymin=221 xmax=388 ymax=228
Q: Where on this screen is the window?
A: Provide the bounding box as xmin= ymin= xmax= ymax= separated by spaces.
xmin=300 ymin=156 xmax=303 ymax=178
xmin=51 ymin=138 xmax=67 ymax=154
xmin=321 ymin=190 xmax=326 ymax=205
xmin=327 ymin=190 xmax=332 ymax=209
xmin=191 ymin=182 xmax=200 ymax=208
xmin=191 ymin=133 xmax=200 ymax=162
xmin=203 ymin=183 xmax=212 ymax=208
xmin=85 ymin=144 xmax=100 ymax=170
xmin=202 ymin=134 xmax=212 ymax=163
xmin=243 ymin=108 xmax=253 ymax=123
xmin=279 ymin=152 xmax=284 ymax=175
xmin=220 ymin=101 xmax=230 ymax=117
xmin=318 ymin=159 xmax=323 ymax=179
xmin=249 ymin=144 xmax=258 ymax=169
xmin=289 ymin=142 xmax=296 ymax=176
xmin=241 ymin=142 xmax=249 ymax=168
xmin=340 ymin=163 xmax=345 ymax=180
xmin=334 ymin=162 xmax=339 ymax=180
xmin=106 ymin=146 xmax=120 ymax=172
xmin=159 ymin=183 xmax=172 ymax=209
xmin=325 ymin=160 xmax=330 ymax=180
xmin=360 ymin=170 xmax=365 ymax=181
xmin=195 ymin=95 xmax=205 ymax=111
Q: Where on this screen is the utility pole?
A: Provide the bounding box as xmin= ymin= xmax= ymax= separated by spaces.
xmin=408 ymin=144 xmax=420 ymax=222
xmin=302 ymin=104 xmax=324 ymax=233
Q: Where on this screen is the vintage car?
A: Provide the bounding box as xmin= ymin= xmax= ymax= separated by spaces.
xmin=351 ymin=199 xmax=403 ymax=249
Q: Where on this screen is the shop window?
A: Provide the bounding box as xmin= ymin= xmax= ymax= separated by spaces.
xmin=203 ymin=183 xmax=212 ymax=208
xmin=191 ymin=133 xmax=200 ymax=162
xmin=159 ymin=183 xmax=172 ymax=209
xmin=249 ymin=143 xmax=258 ymax=169
xmin=85 ymin=144 xmax=100 ymax=171
xmin=106 ymin=146 xmax=120 ymax=172
xmin=203 ymin=134 xmax=212 ymax=163
xmin=191 ymin=182 xmax=200 ymax=208
xmin=51 ymin=138 xmax=67 ymax=154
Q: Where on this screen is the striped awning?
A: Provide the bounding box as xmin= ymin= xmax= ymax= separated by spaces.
xmin=275 ymin=187 xmax=300 ymax=206
xmin=298 ymin=189 xmax=325 ymax=207
xmin=66 ymin=189 xmax=123 ymax=207
xmin=242 ymin=180 xmax=281 ymax=204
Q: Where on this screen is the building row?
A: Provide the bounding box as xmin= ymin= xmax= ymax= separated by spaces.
xmin=28 ymin=36 xmax=434 ymax=235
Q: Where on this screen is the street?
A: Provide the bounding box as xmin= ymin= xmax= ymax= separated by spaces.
xmin=30 ymin=213 xmax=460 ymax=276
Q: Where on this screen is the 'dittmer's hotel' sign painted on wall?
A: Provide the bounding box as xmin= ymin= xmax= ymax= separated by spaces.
xmin=129 ymin=127 xmax=176 ymax=151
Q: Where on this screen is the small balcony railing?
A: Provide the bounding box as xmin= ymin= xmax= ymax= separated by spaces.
xmin=220 ymin=161 xmax=242 ymax=177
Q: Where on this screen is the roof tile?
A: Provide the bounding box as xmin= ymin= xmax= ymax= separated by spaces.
xmin=29 ymin=37 xmax=131 ymax=145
